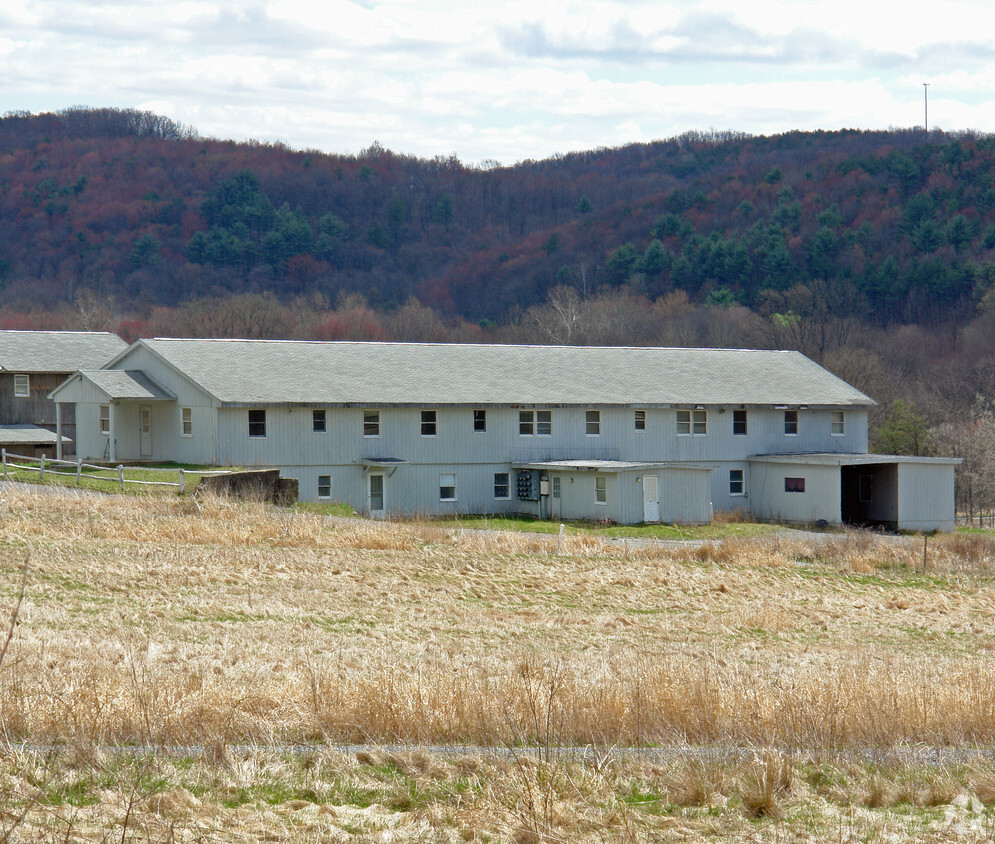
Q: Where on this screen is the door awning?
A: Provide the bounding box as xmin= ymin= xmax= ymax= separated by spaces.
xmin=356 ymin=457 xmax=408 ymax=476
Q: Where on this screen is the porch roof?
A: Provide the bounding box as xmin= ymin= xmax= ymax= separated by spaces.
xmin=512 ymin=459 xmax=714 ymax=473
xmin=68 ymin=369 xmax=176 ymax=401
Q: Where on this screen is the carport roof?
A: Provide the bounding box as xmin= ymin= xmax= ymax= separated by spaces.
xmin=748 ymin=452 xmax=961 ymax=466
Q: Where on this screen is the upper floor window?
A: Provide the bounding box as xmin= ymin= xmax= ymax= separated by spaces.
xmin=181 ymin=407 xmax=192 ymax=437
xmin=634 ymin=410 xmax=646 ymax=431
xmin=831 ymin=411 xmax=845 ymax=436
xmin=312 ymin=409 xmax=326 ymax=433
xmin=733 ymin=409 xmax=747 ymax=435
xmin=421 ymin=410 xmax=437 ymax=437
xmin=363 ymin=410 xmax=380 ymax=437
xmin=784 ymin=410 xmax=798 ymax=436
xmin=677 ymin=409 xmax=707 ymax=436
xmin=13 ymin=374 xmax=28 ymax=397
xmin=520 ymin=410 xmax=552 ymax=436
xmin=585 ymin=410 xmax=601 ymax=436
xmin=248 ymin=409 xmax=267 ymax=438
xmin=99 ymin=405 xmax=110 ymax=435
xmin=473 ymin=409 xmax=487 ymax=432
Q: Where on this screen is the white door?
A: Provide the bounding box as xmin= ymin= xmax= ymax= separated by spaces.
xmin=643 ymin=475 xmax=660 ymax=523
xmin=368 ymin=473 xmax=385 ymax=515
xmin=139 ymin=405 xmax=152 ymax=458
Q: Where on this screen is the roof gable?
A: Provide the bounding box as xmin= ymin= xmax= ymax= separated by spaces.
xmin=130 ymin=339 xmax=875 ymax=408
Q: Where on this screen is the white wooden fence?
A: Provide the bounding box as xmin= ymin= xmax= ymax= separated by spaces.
xmin=0 ymin=449 xmax=229 ymax=493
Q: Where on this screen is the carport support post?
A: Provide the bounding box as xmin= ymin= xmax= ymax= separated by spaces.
xmin=55 ymin=402 xmax=63 ymax=461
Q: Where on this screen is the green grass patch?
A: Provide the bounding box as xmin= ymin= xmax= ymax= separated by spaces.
xmin=1 ymin=460 xmax=238 ymax=496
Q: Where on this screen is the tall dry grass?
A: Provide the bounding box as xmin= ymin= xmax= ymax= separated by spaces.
xmin=0 ymin=487 xmax=994 ymax=752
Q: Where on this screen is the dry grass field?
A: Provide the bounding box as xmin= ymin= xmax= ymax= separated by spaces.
xmin=1 ymin=485 xmax=995 ymax=840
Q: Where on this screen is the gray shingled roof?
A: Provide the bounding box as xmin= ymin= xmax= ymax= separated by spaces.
xmin=133 ymin=339 xmax=875 ymax=407
xmin=0 ymin=331 xmax=126 ymax=373
xmin=80 ymin=370 xmax=176 ymax=401
xmin=0 ymin=424 xmax=70 ymax=445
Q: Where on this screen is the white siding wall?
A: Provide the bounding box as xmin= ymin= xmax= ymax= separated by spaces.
xmin=898 ymin=463 xmax=956 ymax=531
xmin=748 ymin=462 xmax=842 ymax=525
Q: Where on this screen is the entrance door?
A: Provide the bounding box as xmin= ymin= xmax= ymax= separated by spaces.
xmin=368 ymin=473 xmax=385 ymax=515
xmin=139 ymin=405 xmax=152 ymax=458
xmin=643 ymin=475 xmax=660 ymax=523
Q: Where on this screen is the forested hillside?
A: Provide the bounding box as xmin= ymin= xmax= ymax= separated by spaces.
xmin=3 ymin=107 xmax=995 ymax=327
xmin=6 ymin=107 xmax=995 ymax=520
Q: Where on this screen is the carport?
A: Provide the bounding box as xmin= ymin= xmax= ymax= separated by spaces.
xmin=748 ymin=453 xmax=960 ymax=532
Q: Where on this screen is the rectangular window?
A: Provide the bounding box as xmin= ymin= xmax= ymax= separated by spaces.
xmin=312 ymin=409 xmax=326 ymax=433
xmin=99 ymin=405 xmax=110 ymax=435
xmin=317 ymin=474 xmax=332 ymax=498
xmin=551 ymin=476 xmax=561 ymax=499
xmin=831 ymin=410 xmax=845 ymax=436
xmin=595 ymin=475 xmax=607 ymax=505
xmin=784 ymin=410 xmax=798 ymax=436
xmin=248 ymin=409 xmax=267 ymax=438
xmin=677 ymin=409 xmax=707 ymax=436
xmin=733 ymin=409 xmax=747 ymax=435
xmin=439 ymin=473 xmax=456 ymax=501
xmin=363 ymin=410 xmax=380 ymax=437
xmin=421 ymin=410 xmax=437 ymax=436
xmin=473 ymin=409 xmax=487 ymax=432
xmin=784 ymin=477 xmax=806 ymax=493
xmin=634 ymin=410 xmax=646 ymax=431
xmin=729 ymin=469 xmax=745 ymax=496
xmin=13 ymin=374 xmax=28 ymax=397
xmin=519 ymin=410 xmax=552 ymax=436
xmin=181 ymin=407 xmax=192 ymax=437
xmin=536 ymin=410 xmax=552 ymax=436
xmin=585 ymin=410 xmax=601 ymax=436
xmin=494 ymin=472 xmax=510 ymax=499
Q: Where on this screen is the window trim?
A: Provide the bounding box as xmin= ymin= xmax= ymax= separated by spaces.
xmin=248 ymin=408 xmax=267 ymax=438
xmin=421 ymin=409 xmax=438 ymax=437
xmin=493 ymin=472 xmax=510 ymax=500
xmin=830 ymin=410 xmax=845 ymax=436
xmin=99 ymin=404 xmax=110 ymax=435
xmin=181 ymin=407 xmax=192 ymax=437
xmin=595 ymin=475 xmax=607 ymax=505
xmin=312 ymin=409 xmax=327 ymax=433
xmin=363 ymin=410 xmax=381 ymax=437
xmin=13 ymin=374 xmax=29 ymax=398
xmin=732 ymin=409 xmax=747 ymax=436
xmin=317 ymin=474 xmax=332 ymax=499
xmin=439 ymin=472 xmax=457 ymax=502
xmin=784 ymin=409 xmax=799 ymax=436
xmin=585 ymin=410 xmax=601 ymax=437
xmin=729 ymin=468 xmax=745 ymax=496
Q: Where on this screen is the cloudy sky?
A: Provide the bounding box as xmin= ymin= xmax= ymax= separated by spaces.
xmin=4 ymin=0 xmax=995 ymax=165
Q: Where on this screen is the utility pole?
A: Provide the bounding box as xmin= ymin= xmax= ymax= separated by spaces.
xmin=923 ymin=82 xmax=929 ymax=133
